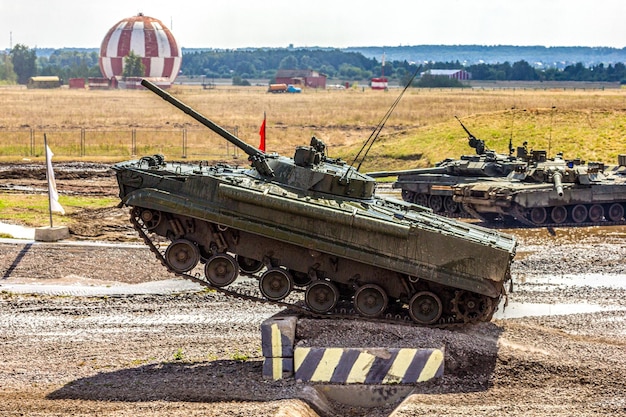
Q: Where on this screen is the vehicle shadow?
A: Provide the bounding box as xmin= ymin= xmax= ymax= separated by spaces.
xmin=47 ymin=323 xmax=503 ymax=404
xmin=46 ymin=359 xmax=298 ymax=403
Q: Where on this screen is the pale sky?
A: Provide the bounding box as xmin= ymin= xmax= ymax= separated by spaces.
xmin=1 ymin=0 xmax=625 ymax=50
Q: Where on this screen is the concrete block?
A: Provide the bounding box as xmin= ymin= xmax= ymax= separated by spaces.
xmin=262 ymin=357 xmax=294 ymax=380
xmin=260 ymin=314 xmax=298 ymax=358
xmin=34 ymin=226 xmax=69 ymax=242
xmin=294 ymin=346 xmax=444 ymax=384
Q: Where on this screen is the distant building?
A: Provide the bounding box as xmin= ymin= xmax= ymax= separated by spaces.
xmin=68 ymin=78 xmax=86 ymax=89
xmin=27 ymin=76 xmax=61 ymax=89
xmin=421 ymin=69 xmax=471 ymax=80
xmin=275 ymin=69 xmax=327 ymax=89
xmin=371 ymin=77 xmax=388 ymax=90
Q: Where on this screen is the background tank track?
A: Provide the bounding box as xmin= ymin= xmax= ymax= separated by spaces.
xmin=400 ymin=189 xmax=471 ymax=219
xmin=130 ymin=209 xmax=501 ymax=328
xmin=510 ymin=204 xmax=626 ymax=228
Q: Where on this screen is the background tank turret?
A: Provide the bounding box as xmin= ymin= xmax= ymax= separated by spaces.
xmin=113 ymin=79 xmax=517 ymax=326
xmin=367 ymin=117 xmax=527 ymax=216
xmin=453 ymin=153 xmax=626 ymax=227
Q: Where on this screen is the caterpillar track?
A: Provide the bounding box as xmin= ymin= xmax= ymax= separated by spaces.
xmin=130 ymin=207 xmax=503 ymax=327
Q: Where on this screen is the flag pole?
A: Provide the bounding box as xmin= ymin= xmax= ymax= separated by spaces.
xmin=44 ymin=133 xmax=54 ymax=228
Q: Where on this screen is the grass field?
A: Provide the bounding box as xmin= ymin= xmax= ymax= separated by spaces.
xmin=1 ymin=85 xmax=625 ymax=171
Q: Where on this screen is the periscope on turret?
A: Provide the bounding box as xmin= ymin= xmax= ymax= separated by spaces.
xmin=113 ymin=79 xmax=517 ymax=326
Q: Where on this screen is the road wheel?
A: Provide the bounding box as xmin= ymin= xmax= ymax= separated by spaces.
xmin=443 ymin=196 xmax=459 ymax=213
xmin=408 ymin=291 xmax=442 ymax=325
xmin=354 ymin=284 xmax=388 ymax=317
xmin=305 ymin=281 xmax=339 ymax=314
xmin=588 ymin=204 xmax=604 ymax=223
xmin=529 ymin=207 xmax=547 ymax=225
xmin=259 ymin=268 xmax=293 ymax=301
xmin=413 ymin=193 xmax=428 ymax=207
xmin=429 ymin=195 xmax=443 ymax=212
xmin=236 ymin=255 xmax=263 ymax=274
xmin=607 ymin=203 xmax=624 ymax=222
xmin=550 ymin=206 xmax=567 ymax=224
xmin=570 ymin=204 xmax=588 ymax=223
xmin=165 ymin=239 xmax=200 ymax=273
xmin=205 ymin=253 xmax=238 ymax=287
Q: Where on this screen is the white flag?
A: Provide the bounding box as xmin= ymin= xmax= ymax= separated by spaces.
xmin=45 ymin=144 xmax=65 ymax=215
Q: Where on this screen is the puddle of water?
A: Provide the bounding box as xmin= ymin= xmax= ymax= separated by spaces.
xmin=0 ymin=221 xmax=35 ymax=239
xmin=494 ymin=302 xmax=622 ymax=319
xmin=515 ymin=273 xmax=626 ymax=290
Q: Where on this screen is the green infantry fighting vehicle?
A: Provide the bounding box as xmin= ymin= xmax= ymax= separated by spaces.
xmin=113 ymin=79 xmax=517 ymax=326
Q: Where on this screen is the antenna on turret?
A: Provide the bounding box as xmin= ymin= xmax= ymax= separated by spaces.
xmin=508 ymin=106 xmax=515 ymax=153
xmin=349 ymin=66 xmax=420 ymax=174
xmin=548 ymin=105 xmax=556 ymax=158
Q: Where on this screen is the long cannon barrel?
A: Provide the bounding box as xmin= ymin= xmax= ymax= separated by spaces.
xmin=141 ymin=79 xmax=274 ymax=177
xmin=553 ymin=171 xmax=564 ymax=197
xmin=140 ymin=79 xmax=264 ymax=159
xmin=366 ymin=166 xmax=449 ymax=178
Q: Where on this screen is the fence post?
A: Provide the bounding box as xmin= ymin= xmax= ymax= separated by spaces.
xmin=81 ymin=128 xmax=85 ymax=157
xmin=182 ymin=128 xmax=187 ymax=158
xmin=30 ymin=128 xmax=34 ymax=157
xmin=132 ymin=129 xmax=137 ymax=156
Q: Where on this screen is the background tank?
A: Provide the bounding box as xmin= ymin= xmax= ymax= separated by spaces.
xmin=113 ymin=79 xmax=517 ymax=326
xmin=453 ymin=153 xmax=626 ymax=226
xmin=367 ymin=117 xmax=527 ymax=216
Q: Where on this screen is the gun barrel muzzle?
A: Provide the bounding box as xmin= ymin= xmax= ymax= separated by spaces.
xmin=553 ymin=171 xmax=564 ymax=197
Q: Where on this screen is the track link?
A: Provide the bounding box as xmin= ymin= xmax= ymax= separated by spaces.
xmin=130 ymin=211 xmax=496 ymax=328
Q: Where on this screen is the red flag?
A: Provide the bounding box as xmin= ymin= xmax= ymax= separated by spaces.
xmin=259 ymin=113 xmax=266 ymax=152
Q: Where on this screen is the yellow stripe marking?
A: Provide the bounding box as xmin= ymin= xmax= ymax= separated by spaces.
xmin=418 ymin=349 xmax=444 ymax=382
xmin=294 ymin=347 xmax=309 ymax=372
xmin=346 ymin=351 xmax=376 ymax=383
xmin=311 ymin=348 xmax=343 ymax=382
xmin=271 ymin=324 xmax=282 ymax=380
xmin=271 ymin=323 xmax=282 ymax=357
xmin=383 ymin=348 xmax=416 ymax=384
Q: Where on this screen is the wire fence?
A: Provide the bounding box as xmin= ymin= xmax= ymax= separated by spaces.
xmin=0 ymin=128 xmax=243 ymax=160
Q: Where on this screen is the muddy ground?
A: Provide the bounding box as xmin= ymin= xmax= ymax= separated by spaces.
xmin=0 ymin=163 xmax=625 ymax=416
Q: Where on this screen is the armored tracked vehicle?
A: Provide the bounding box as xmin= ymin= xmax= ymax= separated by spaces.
xmin=367 ymin=118 xmax=527 ymax=216
xmin=453 ymin=152 xmax=626 ymax=227
xmin=113 ymin=79 xmax=517 ymax=326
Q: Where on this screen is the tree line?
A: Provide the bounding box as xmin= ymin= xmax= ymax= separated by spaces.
xmin=2 ymin=44 xmax=625 ymax=86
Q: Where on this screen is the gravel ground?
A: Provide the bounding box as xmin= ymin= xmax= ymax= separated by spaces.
xmin=1 ymin=165 xmax=625 ymax=416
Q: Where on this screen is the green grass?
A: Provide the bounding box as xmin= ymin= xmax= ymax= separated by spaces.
xmin=0 ymin=194 xmax=118 ymax=227
xmin=346 ymin=108 xmax=626 ymax=173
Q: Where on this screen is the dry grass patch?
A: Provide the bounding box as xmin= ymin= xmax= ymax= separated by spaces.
xmin=1 ymin=85 xmax=625 ymax=170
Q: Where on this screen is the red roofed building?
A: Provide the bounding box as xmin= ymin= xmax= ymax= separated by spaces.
xmin=275 ymin=69 xmax=327 ymax=89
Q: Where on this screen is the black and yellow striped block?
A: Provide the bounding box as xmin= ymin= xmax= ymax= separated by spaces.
xmin=262 ymin=357 xmax=294 ymax=380
xmin=260 ymin=315 xmax=298 ymax=358
xmin=294 ymin=347 xmax=444 ymax=384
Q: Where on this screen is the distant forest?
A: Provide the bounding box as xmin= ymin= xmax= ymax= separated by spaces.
xmin=3 ymin=45 xmax=626 ymax=85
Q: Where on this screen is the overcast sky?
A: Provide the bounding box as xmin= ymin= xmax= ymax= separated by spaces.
xmin=1 ymin=0 xmax=625 ymax=50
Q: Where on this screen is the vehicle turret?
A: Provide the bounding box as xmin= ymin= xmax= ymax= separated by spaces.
xmin=141 ymin=79 xmax=375 ymax=199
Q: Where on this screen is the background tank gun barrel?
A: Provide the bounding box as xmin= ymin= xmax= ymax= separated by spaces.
xmin=140 ymin=79 xmax=274 ymax=176
xmin=455 ymin=116 xmax=486 ymax=155
xmin=366 ymin=166 xmax=449 ymax=178
xmin=553 ymin=170 xmax=564 ymax=197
